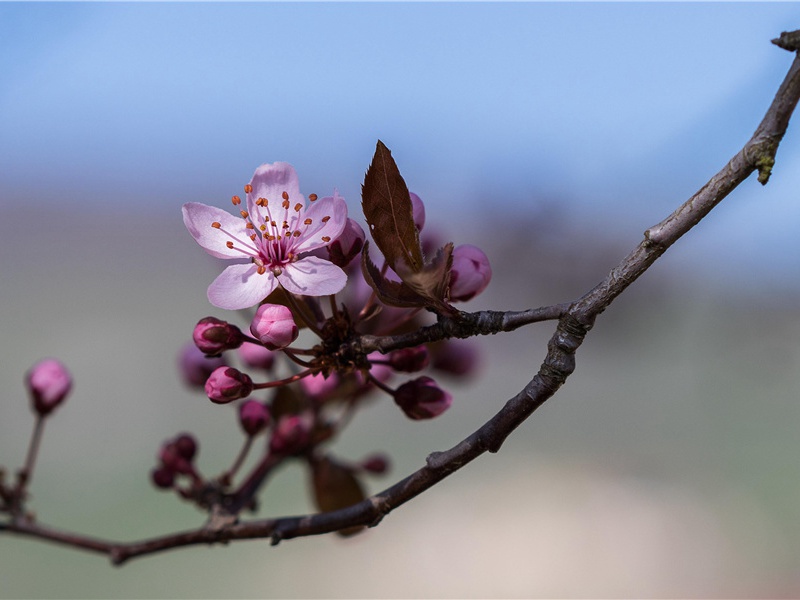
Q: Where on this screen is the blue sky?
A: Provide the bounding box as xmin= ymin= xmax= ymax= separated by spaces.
xmin=2 ymin=2 xmax=800 ymax=282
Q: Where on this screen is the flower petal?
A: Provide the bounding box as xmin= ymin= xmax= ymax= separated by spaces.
xmin=207 ymin=263 xmax=278 ymax=310
xmin=182 ymin=202 xmax=257 ymax=259
xmin=293 ymin=192 xmax=348 ymax=254
xmin=278 ymin=256 xmax=347 ymax=296
xmin=246 ymin=162 xmax=304 ymax=222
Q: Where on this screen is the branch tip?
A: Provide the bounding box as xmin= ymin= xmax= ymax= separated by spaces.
xmin=772 ymin=30 xmax=800 ymax=52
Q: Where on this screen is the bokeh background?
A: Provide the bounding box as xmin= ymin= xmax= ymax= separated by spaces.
xmin=2 ymin=2 xmax=800 ymax=597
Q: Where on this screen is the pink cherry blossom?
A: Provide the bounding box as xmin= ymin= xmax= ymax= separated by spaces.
xmin=183 ymin=163 xmax=348 ymax=310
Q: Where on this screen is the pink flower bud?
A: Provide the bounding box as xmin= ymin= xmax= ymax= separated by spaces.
xmin=178 ymin=342 xmax=227 ymax=388
xmin=366 ymin=352 xmax=393 ymax=384
xmin=393 ymin=376 xmax=452 ymax=420
xmin=409 ymin=192 xmax=426 ymax=231
xmin=300 ymin=371 xmax=339 ymax=401
xmin=157 ymin=433 xmax=199 ymax=477
xmin=269 ymin=413 xmax=312 ymax=455
xmin=239 ymin=400 xmax=271 ymax=436
xmin=431 ymin=340 xmax=480 ymax=377
xmin=173 ymin=433 xmax=198 ymax=462
xmin=205 ymin=366 xmax=253 ymax=404
xmin=327 ymin=218 xmax=366 ymax=267
xmin=26 ymin=358 xmax=72 ymax=416
xmin=151 ymin=466 xmax=175 ymax=489
xmin=360 ymin=453 xmax=390 ymax=475
xmin=250 ymin=304 xmax=298 ymax=350
xmin=237 ymin=342 xmax=276 ymax=371
xmin=388 ymin=345 xmax=430 ymax=373
xmin=450 ymin=244 xmax=492 ymax=302
xmin=192 ymin=317 xmax=243 ymax=356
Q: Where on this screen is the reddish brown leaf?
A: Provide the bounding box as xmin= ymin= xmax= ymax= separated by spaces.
xmin=310 ymin=455 xmax=366 ymax=537
xmin=361 ymin=141 xmax=423 ymax=274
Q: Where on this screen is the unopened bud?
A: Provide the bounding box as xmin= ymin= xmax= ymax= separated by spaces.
xmin=431 ymin=340 xmax=480 ymax=377
xmin=299 ymin=371 xmax=339 ymax=401
xmin=178 ymin=342 xmax=226 ymax=388
xmin=449 ymin=244 xmax=492 ymax=302
xmin=409 ymin=192 xmax=426 ymax=231
xmin=173 ymin=433 xmax=198 ymax=462
xmin=205 ymin=366 xmax=253 ymax=404
xmin=250 ymin=304 xmax=298 ymax=350
xmin=237 ymin=343 xmax=276 ymax=371
xmin=239 ymin=400 xmax=271 ymax=436
xmin=327 ymin=218 xmax=366 ymax=267
xmin=192 ymin=317 xmax=243 ymax=355
xmin=151 ymin=466 xmax=175 ymax=489
xmin=26 ymin=358 xmax=72 ymax=416
xmin=157 ymin=433 xmax=199 ymax=476
xmin=269 ymin=413 xmax=312 ymax=455
xmin=388 ymin=345 xmax=430 ymax=373
xmin=393 ymin=376 xmax=452 ymax=420
xmin=360 ymin=453 xmax=390 ymax=475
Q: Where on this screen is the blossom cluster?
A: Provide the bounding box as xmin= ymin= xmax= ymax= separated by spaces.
xmin=3 ymin=154 xmax=492 ymax=528
xmin=163 ymin=160 xmax=491 ymax=517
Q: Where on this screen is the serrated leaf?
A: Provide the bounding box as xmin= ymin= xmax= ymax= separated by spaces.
xmin=361 ymin=141 xmax=423 ymax=274
xmin=310 ymin=455 xmax=366 ymax=537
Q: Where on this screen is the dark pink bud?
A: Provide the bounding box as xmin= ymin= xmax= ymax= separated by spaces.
xmin=250 ymin=304 xmax=298 ymax=350
xmin=192 ymin=317 xmax=243 ymax=356
xmin=239 ymin=400 xmax=271 ymax=436
xmin=299 ymin=371 xmax=339 ymax=401
xmin=26 ymin=358 xmax=72 ymax=416
xmin=178 ymin=342 xmax=226 ymax=388
xmin=205 ymin=366 xmax=253 ymax=404
xmin=409 ymin=192 xmax=426 ymax=231
xmin=151 ymin=466 xmax=175 ymax=489
xmin=159 ymin=443 xmax=192 ymax=475
xmin=269 ymin=413 xmax=312 ymax=455
xmin=432 ymin=340 xmax=480 ymax=377
xmin=366 ymin=352 xmax=393 ymax=384
xmin=393 ymin=376 xmax=452 ymax=420
xmin=173 ymin=433 xmax=198 ymax=462
xmin=388 ymin=345 xmax=430 ymax=373
xmin=360 ymin=453 xmax=390 ymax=475
xmin=449 ymin=244 xmax=492 ymax=302
xmin=327 ymin=218 xmax=366 ymax=267
xmin=237 ymin=342 xmax=276 ymax=371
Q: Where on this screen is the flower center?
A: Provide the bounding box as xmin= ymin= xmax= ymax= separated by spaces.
xmin=210 ymin=186 xmax=331 ymax=277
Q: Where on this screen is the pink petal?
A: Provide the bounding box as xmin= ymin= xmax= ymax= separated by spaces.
xmin=293 ymin=192 xmax=348 ymax=253
xmin=207 ymin=263 xmax=279 ymax=310
xmin=246 ymin=162 xmax=304 ymax=220
xmin=278 ymin=256 xmax=347 ymax=296
xmin=182 ymin=203 xmax=257 ymax=259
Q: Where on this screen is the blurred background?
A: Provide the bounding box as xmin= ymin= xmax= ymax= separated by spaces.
xmin=2 ymin=2 xmax=800 ymax=597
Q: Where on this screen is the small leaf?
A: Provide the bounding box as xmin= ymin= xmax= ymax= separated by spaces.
xmin=310 ymin=455 xmax=366 ymax=537
xmin=403 ymin=242 xmax=455 ymax=308
xmin=361 ymin=241 xmax=429 ymax=309
xmin=361 ymin=141 xmax=423 ymax=274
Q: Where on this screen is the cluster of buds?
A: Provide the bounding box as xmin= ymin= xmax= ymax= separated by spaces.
xmin=160 ymin=152 xmax=491 ymax=520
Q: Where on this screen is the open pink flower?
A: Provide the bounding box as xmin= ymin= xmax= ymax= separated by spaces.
xmin=183 ymin=163 xmax=348 ymax=310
